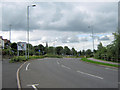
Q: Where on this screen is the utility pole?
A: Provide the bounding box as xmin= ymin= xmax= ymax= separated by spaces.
xmin=27 ymin=6 xmax=29 ymax=59
xmin=92 ymin=26 xmax=94 ymax=56
xmin=27 ymin=5 xmax=36 ymax=59
xmin=88 ymin=25 xmax=94 ymax=57
xmin=9 ymin=24 xmax=12 ymax=42
xmin=9 ymin=24 xmax=12 ymax=57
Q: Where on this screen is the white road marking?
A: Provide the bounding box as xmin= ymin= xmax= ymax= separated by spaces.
xmin=27 ymin=84 xmax=39 ymax=90
xmin=32 ymin=85 xmax=38 ymax=90
xmin=17 ymin=61 xmax=27 ymax=90
xmin=77 ymin=70 xmax=103 ymax=79
xmin=105 ymin=68 xmax=118 ymax=71
xmin=26 ymin=63 xmax=30 ymax=71
xmin=61 ymin=65 xmax=71 ymax=70
xmin=57 ymin=61 xmax=60 ymax=64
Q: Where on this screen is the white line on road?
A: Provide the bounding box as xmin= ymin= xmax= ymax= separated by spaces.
xmin=77 ymin=70 xmax=103 ymax=80
xmin=57 ymin=61 xmax=60 ymax=65
xmin=27 ymin=84 xmax=39 ymax=90
xmin=32 ymin=85 xmax=38 ymax=90
xmin=61 ymin=65 xmax=71 ymax=70
xmin=105 ymin=68 xmax=118 ymax=71
xmin=17 ymin=61 xmax=27 ymax=90
xmin=26 ymin=63 xmax=30 ymax=71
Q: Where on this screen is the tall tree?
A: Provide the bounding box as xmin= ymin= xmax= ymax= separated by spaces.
xmin=64 ymin=46 xmax=71 ymax=55
xmin=55 ymin=46 xmax=63 ymax=55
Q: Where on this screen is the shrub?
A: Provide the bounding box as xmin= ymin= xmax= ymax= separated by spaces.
xmin=10 ymin=56 xmax=28 ymax=63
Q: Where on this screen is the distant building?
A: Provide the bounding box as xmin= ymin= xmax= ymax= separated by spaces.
xmin=0 ymin=36 xmax=11 ymax=49
xmin=0 ymin=36 xmax=4 ymax=49
xmin=3 ymin=39 xmax=10 ymax=44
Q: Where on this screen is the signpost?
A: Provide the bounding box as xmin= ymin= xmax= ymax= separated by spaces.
xmin=17 ymin=42 xmax=27 ymax=59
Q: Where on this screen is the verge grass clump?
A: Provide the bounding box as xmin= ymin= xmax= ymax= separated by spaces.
xmin=81 ymin=58 xmax=119 ymax=67
xmin=10 ymin=55 xmax=63 ymax=63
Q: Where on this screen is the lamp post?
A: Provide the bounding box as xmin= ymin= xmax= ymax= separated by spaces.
xmin=9 ymin=24 xmax=12 ymax=42
xmin=27 ymin=4 xmax=36 ymax=59
xmin=88 ymin=25 xmax=94 ymax=56
xmin=9 ymin=24 xmax=12 ymax=57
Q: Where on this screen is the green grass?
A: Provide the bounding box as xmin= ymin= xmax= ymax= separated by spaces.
xmin=63 ymin=56 xmax=84 ymax=58
xmin=81 ymin=58 xmax=119 ymax=67
xmin=93 ymin=57 xmax=119 ymax=63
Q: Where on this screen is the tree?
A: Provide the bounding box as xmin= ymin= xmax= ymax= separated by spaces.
xmin=78 ymin=50 xmax=82 ymax=56
xmin=63 ymin=46 xmax=71 ymax=55
xmin=47 ymin=47 xmax=54 ymax=55
xmin=71 ymin=48 xmax=77 ymax=56
xmin=81 ymin=50 xmax=85 ymax=56
xmin=11 ymin=42 xmax=17 ymax=52
xmin=97 ymin=42 xmax=103 ymax=50
xmin=55 ymin=46 xmax=63 ymax=55
xmin=85 ymin=49 xmax=92 ymax=57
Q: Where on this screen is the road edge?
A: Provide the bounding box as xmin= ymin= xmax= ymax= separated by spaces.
xmin=16 ymin=61 xmax=27 ymax=90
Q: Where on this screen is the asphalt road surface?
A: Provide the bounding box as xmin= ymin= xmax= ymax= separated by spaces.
xmin=2 ymin=59 xmax=22 ymax=88
xmin=20 ymin=58 xmax=118 ymax=88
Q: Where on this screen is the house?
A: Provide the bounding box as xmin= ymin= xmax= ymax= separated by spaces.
xmin=0 ymin=36 xmax=4 ymax=49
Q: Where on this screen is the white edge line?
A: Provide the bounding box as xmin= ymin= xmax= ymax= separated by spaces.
xmin=77 ymin=70 xmax=103 ymax=79
xmin=26 ymin=63 xmax=30 ymax=71
xmin=17 ymin=61 xmax=27 ymax=90
xmin=32 ymin=85 xmax=38 ymax=90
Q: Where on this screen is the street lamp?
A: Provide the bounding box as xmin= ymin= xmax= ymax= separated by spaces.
xmin=27 ymin=4 xmax=36 ymax=59
xmin=88 ymin=25 xmax=94 ymax=56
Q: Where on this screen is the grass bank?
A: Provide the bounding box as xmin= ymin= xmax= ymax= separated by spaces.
xmin=10 ymin=54 xmax=62 ymax=63
xmin=81 ymin=58 xmax=119 ymax=67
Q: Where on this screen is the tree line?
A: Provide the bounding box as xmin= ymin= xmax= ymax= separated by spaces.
xmin=2 ymin=32 xmax=120 ymax=62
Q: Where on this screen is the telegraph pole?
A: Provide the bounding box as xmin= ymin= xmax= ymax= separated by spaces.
xmin=9 ymin=24 xmax=12 ymax=57
xmin=9 ymin=24 xmax=12 ymax=42
xmin=92 ymin=26 xmax=94 ymax=56
xmin=88 ymin=25 xmax=94 ymax=56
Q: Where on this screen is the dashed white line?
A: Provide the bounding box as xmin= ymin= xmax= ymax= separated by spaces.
xmin=77 ymin=70 xmax=103 ymax=80
xmin=61 ymin=65 xmax=71 ymax=70
xmin=57 ymin=61 xmax=60 ymax=65
xmin=26 ymin=63 xmax=30 ymax=71
xmin=105 ymin=68 xmax=118 ymax=71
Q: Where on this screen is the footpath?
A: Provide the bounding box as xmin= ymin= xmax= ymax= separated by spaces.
xmin=88 ymin=58 xmax=118 ymax=65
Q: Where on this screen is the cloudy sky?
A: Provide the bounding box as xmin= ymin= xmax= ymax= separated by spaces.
xmin=0 ymin=0 xmax=118 ymax=51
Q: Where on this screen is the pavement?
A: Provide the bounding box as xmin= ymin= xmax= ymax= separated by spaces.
xmin=88 ymin=58 xmax=118 ymax=65
xmin=2 ymin=59 xmax=23 ymax=89
xmin=20 ymin=58 xmax=118 ymax=88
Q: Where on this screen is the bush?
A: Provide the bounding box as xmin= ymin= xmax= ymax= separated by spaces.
xmin=10 ymin=56 xmax=28 ymax=63
xmin=10 ymin=55 xmax=63 ymax=63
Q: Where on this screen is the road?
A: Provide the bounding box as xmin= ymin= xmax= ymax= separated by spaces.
xmin=2 ymin=59 xmax=22 ymax=88
xmin=20 ymin=58 xmax=118 ymax=88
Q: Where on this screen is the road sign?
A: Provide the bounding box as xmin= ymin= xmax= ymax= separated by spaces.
xmin=17 ymin=42 xmax=26 ymax=51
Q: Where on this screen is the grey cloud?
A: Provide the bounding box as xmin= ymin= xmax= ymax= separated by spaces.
xmin=2 ymin=2 xmax=117 ymax=34
xmin=98 ymin=35 xmax=110 ymax=41
xmin=80 ymin=37 xmax=88 ymax=42
xmin=61 ymin=35 xmax=79 ymax=43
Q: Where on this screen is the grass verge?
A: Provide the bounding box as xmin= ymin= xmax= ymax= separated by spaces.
xmin=9 ymin=55 xmax=62 ymax=63
xmin=81 ymin=58 xmax=119 ymax=67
